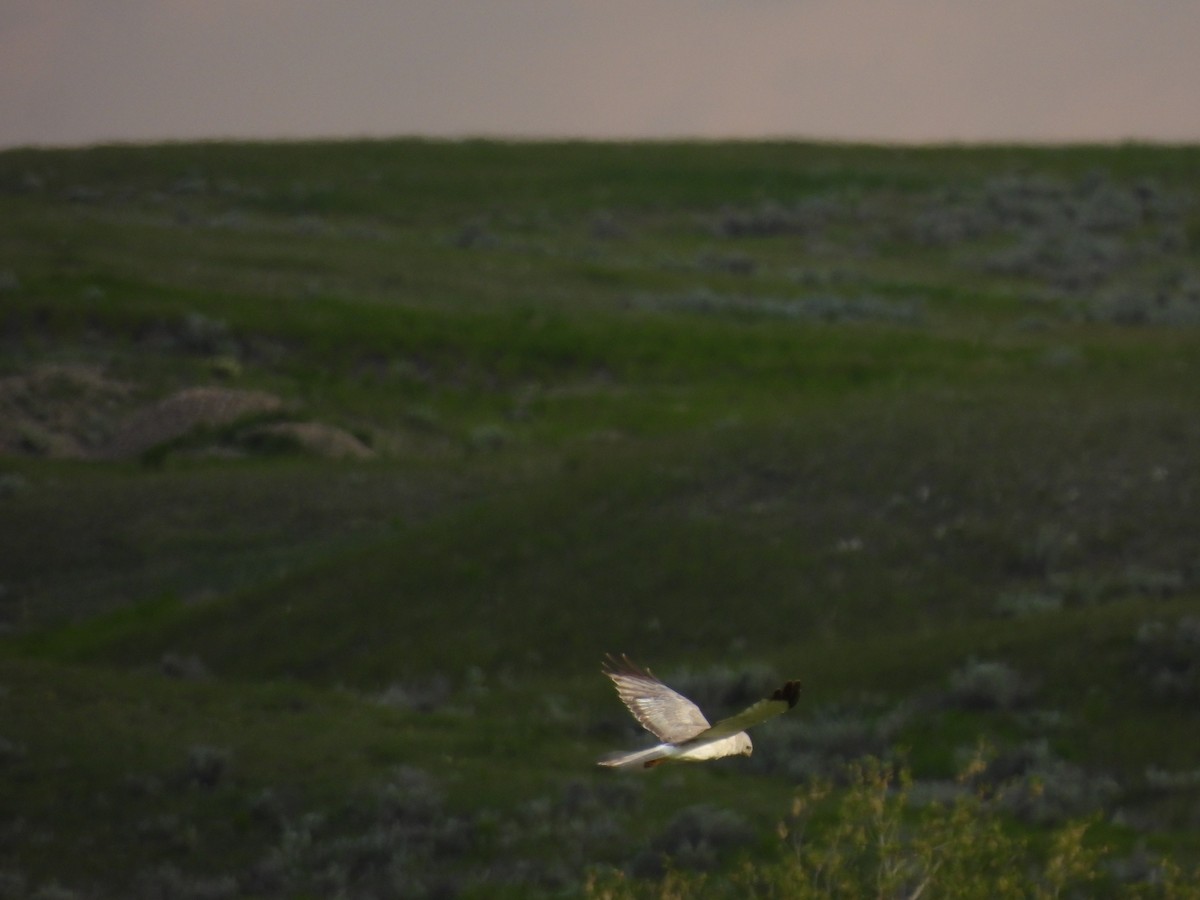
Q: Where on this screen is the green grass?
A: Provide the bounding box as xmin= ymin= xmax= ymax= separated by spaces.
xmin=2 ymin=137 xmax=1200 ymax=896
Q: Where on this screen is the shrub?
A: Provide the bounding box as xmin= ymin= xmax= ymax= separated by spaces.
xmin=0 ymin=737 xmax=26 ymax=764
xmin=1119 ymin=566 xmax=1187 ymax=600
xmin=467 ymin=423 xmax=510 ymax=452
xmin=1133 ymin=617 xmax=1200 ymax=702
xmin=993 ymin=590 xmax=1063 ymax=618
xmin=745 ymin=699 xmax=909 ymax=781
xmin=28 ymin=884 xmax=81 ymax=900
xmin=590 ymin=211 xmax=627 ymax=240
xmin=632 ymin=804 xmax=756 ymax=877
xmin=982 ymin=228 xmax=1126 ymax=291
xmin=559 ymin=777 xmax=643 ymax=817
xmin=186 ymin=745 xmax=231 ymax=788
xmin=247 ymin=787 xmax=286 ymax=828
xmin=1143 ymin=765 xmax=1200 ymax=793
xmin=711 ymin=201 xmax=812 ymax=238
xmin=585 ymin=755 xmax=1193 ymax=899
xmin=1089 ymin=273 xmax=1200 ymax=326
xmin=136 ymin=814 xmax=197 ymax=854
xmin=121 ymin=772 xmax=163 ymax=798
xmin=375 ymin=674 xmax=453 ymax=712
xmin=177 ymin=312 xmax=236 ymax=356
xmin=988 ymin=743 xmax=1121 ymax=826
xmin=133 ymin=864 xmax=239 ymax=900
xmin=247 ymin=766 xmax=470 ymax=896
xmin=160 ymin=652 xmax=210 ymax=681
xmin=1047 ymin=566 xmax=1188 ymax=607
xmin=375 ymin=765 xmax=445 ymax=827
xmin=0 ymin=472 xmax=28 ymax=499
xmin=0 ymin=872 xmax=26 ymax=899
xmin=452 ymin=219 xmax=496 ymax=249
xmin=944 ymin=659 xmax=1036 ymax=711
xmin=909 ymin=202 xmax=997 ymax=247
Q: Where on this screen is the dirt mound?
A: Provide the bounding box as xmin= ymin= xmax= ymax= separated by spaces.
xmin=0 ymin=365 xmax=133 ymax=458
xmin=240 ymin=421 xmax=375 ymax=459
xmin=2 ymin=374 xmax=372 ymax=462
xmin=102 ymin=387 xmax=283 ymax=459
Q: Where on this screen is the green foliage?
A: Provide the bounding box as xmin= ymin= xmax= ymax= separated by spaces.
xmin=586 ymin=756 xmax=1200 ymax=899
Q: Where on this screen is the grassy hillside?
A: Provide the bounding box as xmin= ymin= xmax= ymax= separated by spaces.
xmin=2 ymin=139 xmax=1200 ymax=897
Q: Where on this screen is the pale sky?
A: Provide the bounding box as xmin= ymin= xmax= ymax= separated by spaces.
xmin=3 ymin=0 xmax=1200 ymax=148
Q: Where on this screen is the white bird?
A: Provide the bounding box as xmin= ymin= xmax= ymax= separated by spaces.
xmin=598 ymin=654 xmax=801 ymax=770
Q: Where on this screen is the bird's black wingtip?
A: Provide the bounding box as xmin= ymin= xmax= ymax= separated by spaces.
xmin=771 ymin=680 xmax=803 ymax=708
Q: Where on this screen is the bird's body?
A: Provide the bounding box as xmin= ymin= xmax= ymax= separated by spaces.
xmin=598 ymin=654 xmax=801 ymax=770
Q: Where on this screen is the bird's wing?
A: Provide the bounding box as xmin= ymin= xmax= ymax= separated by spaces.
xmin=680 ymin=680 xmax=801 ymax=747
xmin=603 ymin=654 xmax=711 ymax=743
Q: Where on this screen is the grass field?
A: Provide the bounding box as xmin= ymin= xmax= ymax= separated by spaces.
xmin=2 ymin=138 xmax=1200 ymax=897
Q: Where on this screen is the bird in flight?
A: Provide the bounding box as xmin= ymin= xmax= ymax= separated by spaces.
xmin=598 ymin=654 xmax=801 ymax=769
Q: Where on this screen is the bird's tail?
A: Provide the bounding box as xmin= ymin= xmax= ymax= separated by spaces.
xmin=597 ymin=744 xmax=674 ymax=770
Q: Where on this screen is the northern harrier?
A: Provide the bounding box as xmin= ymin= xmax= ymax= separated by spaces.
xmin=598 ymin=654 xmax=801 ymax=769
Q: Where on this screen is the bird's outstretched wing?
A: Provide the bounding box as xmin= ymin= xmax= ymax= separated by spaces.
xmin=680 ymin=680 xmax=802 ymax=748
xmin=603 ymin=653 xmax=711 ymax=743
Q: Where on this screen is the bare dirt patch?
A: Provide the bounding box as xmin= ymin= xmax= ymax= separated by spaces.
xmin=100 ymin=386 xmax=285 ymax=459
xmin=0 ymin=372 xmax=382 ymax=462
xmin=240 ymin=421 xmax=375 ymax=460
xmin=0 ymin=365 xmax=134 ymax=458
